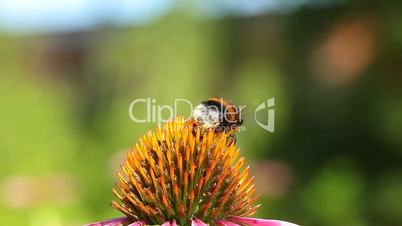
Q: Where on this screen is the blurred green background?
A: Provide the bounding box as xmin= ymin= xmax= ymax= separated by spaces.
xmin=1 ymin=1 xmax=402 ymax=226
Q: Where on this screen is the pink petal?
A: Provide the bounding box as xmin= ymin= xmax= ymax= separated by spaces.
xmin=216 ymin=220 xmax=240 ymax=226
xmin=161 ymin=220 xmax=177 ymax=226
xmin=228 ymin=216 xmax=299 ymax=226
xmin=191 ymin=218 xmax=208 ymax=226
xmin=127 ymin=221 xmax=145 ymax=226
xmin=83 ymin=217 xmax=132 ymax=226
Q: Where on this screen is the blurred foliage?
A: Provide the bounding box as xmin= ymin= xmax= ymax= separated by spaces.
xmin=1 ymin=1 xmax=402 ymax=226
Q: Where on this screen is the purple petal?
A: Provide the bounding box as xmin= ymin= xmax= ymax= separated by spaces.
xmin=191 ymin=218 xmax=208 ymax=226
xmin=83 ymin=217 xmax=132 ymax=226
xmin=216 ymin=220 xmax=240 ymax=226
xmin=161 ymin=220 xmax=177 ymax=226
xmin=127 ymin=221 xmax=144 ymax=226
xmin=228 ymin=216 xmax=299 ymax=226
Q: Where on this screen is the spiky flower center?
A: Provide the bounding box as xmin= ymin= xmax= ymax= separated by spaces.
xmin=113 ymin=117 xmax=258 ymax=225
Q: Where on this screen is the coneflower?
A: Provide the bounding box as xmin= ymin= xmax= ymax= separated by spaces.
xmin=86 ymin=117 xmax=298 ymax=226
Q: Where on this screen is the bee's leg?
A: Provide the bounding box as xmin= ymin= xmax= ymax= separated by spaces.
xmin=227 ymin=133 xmax=237 ymax=145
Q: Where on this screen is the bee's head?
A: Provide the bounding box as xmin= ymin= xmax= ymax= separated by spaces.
xmin=192 ymin=98 xmax=242 ymax=132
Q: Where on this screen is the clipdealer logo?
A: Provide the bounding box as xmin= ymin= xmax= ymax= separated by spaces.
xmin=128 ymin=97 xmax=275 ymax=133
xmin=254 ymin=97 xmax=275 ymax=133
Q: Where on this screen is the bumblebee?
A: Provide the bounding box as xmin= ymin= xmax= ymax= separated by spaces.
xmin=192 ymin=97 xmax=243 ymax=133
